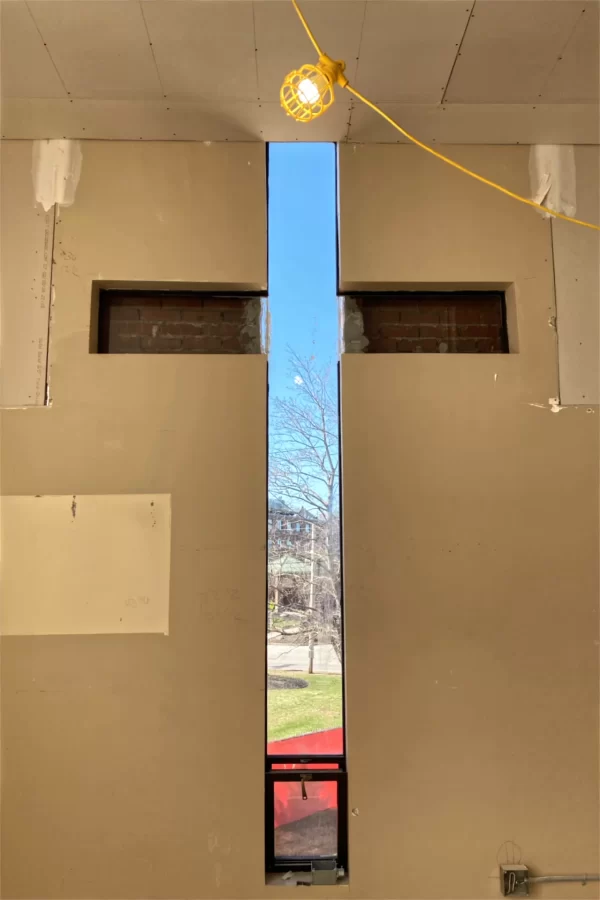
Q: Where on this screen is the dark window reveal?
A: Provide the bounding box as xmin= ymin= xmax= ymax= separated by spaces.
xmin=95 ymin=290 xmax=261 ymax=354
xmin=353 ymin=292 xmax=508 ymax=354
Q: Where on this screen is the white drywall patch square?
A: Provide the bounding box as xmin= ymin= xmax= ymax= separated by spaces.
xmin=551 ymin=146 xmax=600 ymax=406
xmin=0 ymin=494 xmax=171 ymax=635
xmin=0 ymin=142 xmax=54 ymax=407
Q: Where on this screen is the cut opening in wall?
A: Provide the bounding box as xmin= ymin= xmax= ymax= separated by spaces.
xmin=92 ymin=288 xmax=263 ymax=354
xmin=266 ymin=143 xmax=346 ymax=880
xmin=343 ymin=291 xmax=509 ymax=354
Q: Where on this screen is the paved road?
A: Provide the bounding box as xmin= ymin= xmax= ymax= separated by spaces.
xmin=267 ymin=642 xmax=341 ymax=674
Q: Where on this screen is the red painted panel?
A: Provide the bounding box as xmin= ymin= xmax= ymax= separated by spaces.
xmin=268 ymin=728 xmax=343 ymax=757
xmin=268 ymin=728 xmax=343 ymax=827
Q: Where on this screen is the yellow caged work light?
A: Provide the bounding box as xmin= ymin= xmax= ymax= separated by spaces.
xmin=281 ymin=56 xmax=348 ymax=123
xmin=280 ymin=0 xmax=348 ymax=122
xmin=281 ymin=0 xmax=600 ymax=231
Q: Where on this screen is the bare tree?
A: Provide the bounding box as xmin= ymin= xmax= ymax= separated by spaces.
xmin=268 ymin=351 xmax=341 ymax=661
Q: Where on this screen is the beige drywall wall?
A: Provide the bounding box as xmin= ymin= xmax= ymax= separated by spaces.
xmin=1 ymin=493 xmax=171 ymax=636
xmin=2 ymin=136 xmax=597 ymax=900
xmin=339 ymin=144 xmax=599 ymax=898
xmin=551 ymin=145 xmax=600 ymax=405
xmin=0 ymin=141 xmax=270 ymax=898
xmin=0 ymin=141 xmax=54 ymax=406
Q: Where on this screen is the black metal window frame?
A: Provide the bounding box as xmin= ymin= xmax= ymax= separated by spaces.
xmin=265 ymin=757 xmax=348 ymax=873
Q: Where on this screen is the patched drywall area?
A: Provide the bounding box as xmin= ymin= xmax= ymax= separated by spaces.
xmin=0 ymin=142 xmax=54 ymax=407
xmin=32 ymin=138 xmax=82 ymax=213
xmin=341 ymin=297 xmax=369 ymax=353
xmin=1 ymin=494 xmax=171 ymax=635
xmin=339 ymin=144 xmax=599 ymax=899
xmin=551 ymin=146 xmax=600 ymax=405
xmin=528 ymin=144 xmax=576 ymax=219
xmin=242 ymin=296 xmax=264 ymax=354
xmin=0 ymin=141 xmax=268 ymax=899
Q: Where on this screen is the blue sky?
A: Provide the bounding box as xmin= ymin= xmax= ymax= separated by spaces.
xmin=267 ymin=143 xmax=338 ymax=400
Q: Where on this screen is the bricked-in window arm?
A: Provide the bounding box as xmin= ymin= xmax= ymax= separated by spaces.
xmin=345 ymin=292 xmax=508 ymax=354
xmin=93 ymin=290 xmax=262 ymax=354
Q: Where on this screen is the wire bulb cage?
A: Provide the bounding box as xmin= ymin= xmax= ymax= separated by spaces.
xmin=278 ymin=0 xmax=600 ymax=231
xmin=280 ymin=62 xmax=334 ymax=122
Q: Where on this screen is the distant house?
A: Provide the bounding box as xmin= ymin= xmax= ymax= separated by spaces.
xmin=268 ymin=500 xmax=318 ymax=620
xmin=268 ymin=499 xmax=315 ymax=552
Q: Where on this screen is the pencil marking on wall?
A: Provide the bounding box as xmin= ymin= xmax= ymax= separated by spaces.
xmin=497 ymin=840 xmax=523 ymax=866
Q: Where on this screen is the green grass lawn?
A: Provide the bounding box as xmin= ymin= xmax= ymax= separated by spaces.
xmin=267 ymin=672 xmax=342 ymax=743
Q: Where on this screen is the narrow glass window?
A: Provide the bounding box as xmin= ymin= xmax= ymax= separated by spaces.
xmin=266 ymin=144 xmax=346 ymax=878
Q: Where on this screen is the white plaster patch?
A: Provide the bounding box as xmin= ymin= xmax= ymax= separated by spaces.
xmin=32 ymin=139 xmax=82 ymax=212
xmin=0 ymin=144 xmax=55 ymax=407
xmin=529 ymin=145 xmax=576 ymax=219
xmin=343 ymin=297 xmax=369 ymax=353
xmin=262 ymin=301 xmax=271 ymax=356
xmin=527 ymin=398 xmax=564 ymax=412
xmin=240 ymin=297 xmax=263 ymax=354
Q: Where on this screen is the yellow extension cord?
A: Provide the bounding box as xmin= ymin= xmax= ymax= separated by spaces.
xmin=291 ymin=0 xmax=600 ymax=233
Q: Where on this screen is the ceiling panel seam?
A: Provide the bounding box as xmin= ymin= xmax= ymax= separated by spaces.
xmin=441 ymin=0 xmax=476 ymax=106
xmin=139 ymin=0 xmax=166 ymax=99
xmin=536 ymin=5 xmax=587 ymax=102
xmin=24 ymin=0 xmax=69 ymax=98
xmin=251 ymin=3 xmax=262 ymax=103
xmin=345 ymin=0 xmax=367 ymax=143
xmin=251 ymin=3 xmax=263 ymax=137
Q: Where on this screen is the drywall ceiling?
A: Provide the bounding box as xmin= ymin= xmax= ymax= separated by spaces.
xmin=0 ymin=0 xmax=598 ymax=143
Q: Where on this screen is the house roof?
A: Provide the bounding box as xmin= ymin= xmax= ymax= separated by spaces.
xmin=268 ymin=554 xmax=311 ymax=576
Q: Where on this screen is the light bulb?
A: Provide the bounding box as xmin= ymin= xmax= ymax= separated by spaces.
xmin=280 ymin=62 xmax=340 ymax=121
xmin=297 ymin=77 xmax=321 ymax=106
